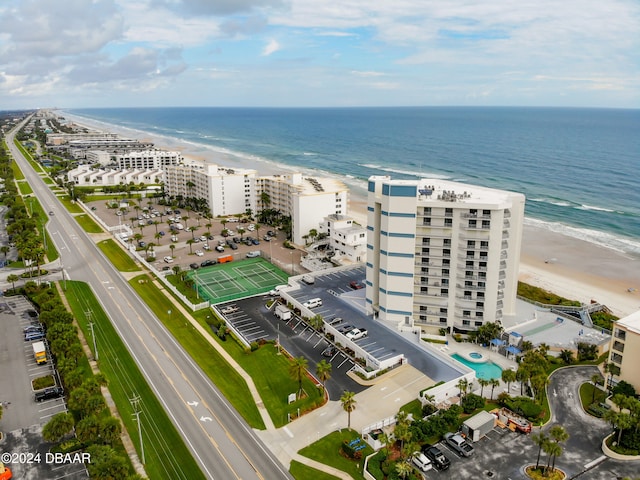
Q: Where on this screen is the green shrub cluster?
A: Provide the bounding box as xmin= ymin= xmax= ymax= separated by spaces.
xmin=367 ymin=450 xmax=386 ymax=480
xmin=501 ymin=396 xmax=543 ymax=420
xmin=341 ymin=438 xmax=364 ymax=459
xmin=517 ymin=282 xmax=581 ymax=306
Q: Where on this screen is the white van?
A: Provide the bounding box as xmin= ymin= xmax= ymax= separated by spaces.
xmin=302 ymin=298 xmax=322 ymax=309
xmin=302 ymin=275 xmax=315 ymax=285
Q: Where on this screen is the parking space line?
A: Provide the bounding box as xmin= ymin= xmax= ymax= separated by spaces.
xmin=233 ymin=319 xmax=253 ymax=326
xmin=241 ymin=326 xmax=262 ymax=333
xmin=337 ymin=357 xmax=350 ymax=368
xmin=305 ymin=332 xmax=316 ymax=342
xmin=313 ymin=337 xmax=326 ymax=348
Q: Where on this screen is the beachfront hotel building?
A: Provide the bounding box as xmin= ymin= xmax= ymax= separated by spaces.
xmin=256 ymin=173 xmax=349 ymax=245
xmin=164 ymin=161 xmax=257 ymax=217
xmin=115 ymin=149 xmax=183 ymax=170
xmin=606 ymin=310 xmax=640 ymax=391
xmin=66 ymin=164 xmax=164 ymax=186
xmin=318 ymin=214 xmax=367 ymax=264
xmin=365 ymin=176 xmax=525 ymax=333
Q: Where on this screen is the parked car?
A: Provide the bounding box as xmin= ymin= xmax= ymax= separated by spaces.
xmin=444 ymin=432 xmax=474 ymax=457
xmin=302 ymin=298 xmax=322 ymax=309
xmin=201 ymin=259 xmax=217 ymax=267
xmin=349 ymin=281 xmax=365 ymax=290
xmin=216 ymin=245 xmax=225 ymax=252
xmin=229 ymin=243 xmax=238 ymax=250
xmin=163 ymin=256 xmax=174 ymax=263
xmin=138 ymin=241 xmax=146 ymax=248
xmin=422 ymin=445 xmax=451 ymax=470
xmin=202 ymin=243 xmax=211 ymax=250
xmin=246 ymin=251 xmax=260 ymax=258
xmin=199 ymin=236 xmax=207 ymax=242
xmin=190 ymin=263 xmax=200 ymax=270
xmin=252 ymin=238 xmax=260 ymax=245
xmin=322 ymin=346 xmax=337 ymax=357
xmin=337 ymin=324 xmax=354 ymax=334
xmin=35 ymin=386 xmax=64 ymax=402
xmin=221 ymin=305 xmax=240 ymax=314
xmin=158 ymin=231 xmax=165 ymax=236
xmin=345 ymin=328 xmax=368 ymax=340
xmin=263 ymin=235 xmax=272 ymax=241
xmin=195 ymin=250 xmax=204 ymax=256
xmin=411 ymin=452 xmax=433 ymax=472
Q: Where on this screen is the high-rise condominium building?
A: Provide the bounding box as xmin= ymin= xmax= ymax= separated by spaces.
xmin=366 ymin=176 xmax=525 ymax=333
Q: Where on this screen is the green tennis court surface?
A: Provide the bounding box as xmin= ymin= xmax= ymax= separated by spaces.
xmin=187 ymin=257 xmax=289 ymax=304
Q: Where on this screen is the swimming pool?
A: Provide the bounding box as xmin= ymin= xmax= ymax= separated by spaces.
xmin=451 ymin=353 xmax=503 ymax=380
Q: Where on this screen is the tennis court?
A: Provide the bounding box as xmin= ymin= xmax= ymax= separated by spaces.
xmin=187 ymin=257 xmax=289 ymax=304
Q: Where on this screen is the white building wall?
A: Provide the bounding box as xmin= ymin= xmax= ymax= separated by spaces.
xmin=366 ymin=175 xmax=525 ymax=332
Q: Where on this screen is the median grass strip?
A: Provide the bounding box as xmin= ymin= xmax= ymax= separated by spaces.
xmin=58 ymin=195 xmax=85 ymax=213
xmin=97 ymin=239 xmax=140 ymax=272
xmin=76 ymin=214 xmax=104 ymax=233
xmin=64 ymin=281 xmax=206 ymax=480
xmin=298 ymin=429 xmax=373 ymax=480
xmin=128 ymin=274 xmax=265 ymax=429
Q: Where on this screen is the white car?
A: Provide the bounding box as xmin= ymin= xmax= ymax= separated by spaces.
xmin=199 ymin=235 xmax=207 ymax=242
xmin=345 ymin=328 xmax=368 ymax=340
xmin=202 ymin=244 xmax=211 ymax=250
xmin=163 ymin=256 xmax=174 ymax=263
xmin=195 ymin=250 xmax=204 ymax=256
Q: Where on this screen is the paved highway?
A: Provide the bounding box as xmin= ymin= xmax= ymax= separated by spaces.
xmin=6 ymin=117 xmax=292 ymax=480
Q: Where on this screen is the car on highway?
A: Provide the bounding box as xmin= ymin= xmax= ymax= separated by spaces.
xmin=444 ymin=432 xmax=474 ymax=457
xmin=422 ymin=445 xmax=451 ymax=470
xmin=48 ymin=210 xmax=54 ymax=215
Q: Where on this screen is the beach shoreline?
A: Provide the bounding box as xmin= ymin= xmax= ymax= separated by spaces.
xmin=64 ymin=111 xmax=640 ymax=318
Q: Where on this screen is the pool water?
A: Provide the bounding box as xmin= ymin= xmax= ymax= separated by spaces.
xmin=469 ymin=352 xmax=483 ymax=359
xmin=451 ymin=353 xmax=503 ymax=380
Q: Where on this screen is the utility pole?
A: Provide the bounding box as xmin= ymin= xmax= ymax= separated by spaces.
xmin=86 ymin=309 xmax=98 ymax=361
xmin=130 ymin=394 xmax=145 ymax=464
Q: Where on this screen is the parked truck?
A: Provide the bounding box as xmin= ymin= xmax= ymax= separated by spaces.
xmin=274 ymin=304 xmax=292 ymax=321
xmin=32 ymin=341 xmax=47 ymax=364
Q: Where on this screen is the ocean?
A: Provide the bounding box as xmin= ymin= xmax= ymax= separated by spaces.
xmin=65 ymin=106 xmax=640 ymax=257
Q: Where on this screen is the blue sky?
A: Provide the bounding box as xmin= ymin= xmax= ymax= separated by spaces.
xmin=0 ymin=0 xmax=638 ymax=109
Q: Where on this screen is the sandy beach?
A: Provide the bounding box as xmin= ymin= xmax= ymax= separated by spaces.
xmin=67 ymin=113 xmax=640 ymax=319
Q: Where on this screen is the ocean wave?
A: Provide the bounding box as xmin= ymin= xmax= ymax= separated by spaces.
xmin=578 ymin=204 xmax=615 ymax=213
xmin=359 ymin=163 xmax=451 ymax=179
xmin=530 ymin=198 xmax=573 ymax=207
xmin=524 ymin=217 xmax=640 ymax=257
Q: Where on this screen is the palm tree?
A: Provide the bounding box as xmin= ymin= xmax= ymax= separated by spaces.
xmin=169 ymin=244 xmax=176 ymax=257
xmin=457 ymin=378 xmax=469 ymax=399
xmin=186 ymin=239 xmax=195 ymax=254
xmin=7 ymin=273 xmax=19 ymax=292
xmin=591 ymin=373 xmax=602 ymax=403
xmin=395 ymin=461 xmax=412 ymax=479
xmin=316 ymin=360 xmax=332 ymax=394
xmin=0 ymin=245 xmax=10 ymax=260
xmin=544 ymin=440 xmax=562 ymax=473
xmin=205 ymin=222 xmax=212 ymax=236
xmin=502 ymin=369 xmax=517 ymax=393
xmin=489 ymin=378 xmax=500 ymax=400
xmin=289 ymin=356 xmax=308 ymax=399
xmin=155 ymin=232 xmax=162 ymax=245
xmin=340 ymin=391 xmax=357 ymax=429
xmin=478 ymin=378 xmax=490 ymax=398
xmin=394 ymin=411 xmax=412 ymax=456
xmin=559 ymin=349 xmax=574 ymax=365
xmin=548 ymin=425 xmax=569 ymax=472
xmin=531 ymin=430 xmax=548 ymax=469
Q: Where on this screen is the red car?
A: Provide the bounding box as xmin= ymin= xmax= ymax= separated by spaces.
xmin=349 ymin=281 xmax=364 ymax=290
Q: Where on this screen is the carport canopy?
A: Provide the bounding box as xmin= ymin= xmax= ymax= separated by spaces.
xmin=490 ymin=338 xmax=506 ymax=346
xmin=506 ymin=345 xmax=521 ymax=355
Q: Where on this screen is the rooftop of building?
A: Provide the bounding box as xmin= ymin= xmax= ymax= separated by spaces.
xmin=617 ymin=309 xmax=640 ymax=334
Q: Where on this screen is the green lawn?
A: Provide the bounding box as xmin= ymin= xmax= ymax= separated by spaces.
xmin=128 ymin=275 xmax=265 ymax=429
xmin=97 ymin=239 xmax=140 ymax=272
xmin=58 ymin=195 xmax=85 ymax=213
xmin=298 ymin=429 xmax=373 ymax=480
xmin=76 ymin=214 xmax=104 ymax=233
xmin=64 ymin=281 xmax=206 ymax=480
xmin=579 ymin=382 xmax=607 ymax=409
xmin=290 ymin=460 xmax=341 ymax=480
xmin=17 ymin=180 xmax=33 ymax=195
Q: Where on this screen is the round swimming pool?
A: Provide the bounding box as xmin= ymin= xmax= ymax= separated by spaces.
xmin=469 ymin=352 xmax=483 ymax=359
xmin=451 ymin=353 xmax=503 ymax=380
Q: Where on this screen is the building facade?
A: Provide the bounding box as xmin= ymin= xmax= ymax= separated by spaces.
xmin=66 ymin=165 xmax=163 ymax=186
xmin=115 ymin=150 xmax=183 ymax=170
xmin=606 ymin=310 xmax=640 ymax=391
xmin=319 ymin=214 xmax=367 ymax=264
xmin=256 ymin=173 xmax=349 ymax=245
xmin=164 ymin=161 xmax=257 ymax=217
xmin=365 ymin=176 xmax=525 ymax=332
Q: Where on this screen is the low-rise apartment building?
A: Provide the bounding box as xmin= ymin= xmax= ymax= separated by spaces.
xmin=319 ymin=214 xmax=367 ymax=264
xmin=606 ymin=310 xmax=640 ymax=391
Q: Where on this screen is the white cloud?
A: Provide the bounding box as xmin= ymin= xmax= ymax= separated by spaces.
xmin=262 ymin=38 xmax=281 ymax=56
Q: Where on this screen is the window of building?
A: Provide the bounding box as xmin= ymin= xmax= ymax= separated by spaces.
xmin=483 ymin=209 xmax=491 ymax=216
xmin=441 ymin=288 xmax=448 ymax=295
xmin=443 ymin=249 xmax=450 ymax=257
xmin=463 ymin=320 xmax=471 ymax=326
xmin=443 ymin=259 xmax=450 ymax=266
xmin=443 ymin=239 xmax=451 ymax=246
xmin=466 ymin=260 xmax=474 ymax=268
xmin=423 ymin=218 xmax=431 ymax=226
xmin=467 ymin=240 xmax=475 ymax=248
xmin=420 ymin=287 xmax=428 ymax=293
xmin=420 ymin=305 xmax=427 ymax=312
xmin=440 ymin=307 xmax=448 ymax=313
xmin=445 ymin=208 xmax=453 ymax=216
xmin=442 ymin=269 xmax=449 ymax=276
xmin=477 ymin=292 xmax=484 ymax=299
xmin=469 ymin=220 xmax=477 ymax=228
xmin=475 ymin=321 xmax=483 ymax=326
xmin=444 ymin=218 xmax=453 ymax=227
xmin=482 ymin=220 xmax=490 ymax=229
xmin=476 ymin=301 xmax=484 ymax=308
xmin=464 ymin=290 xmax=472 ymax=297
xmin=470 ymin=209 xmax=477 ymax=216
xmin=442 ymin=278 xmax=449 ymax=286
xmin=420 ymin=315 xmax=427 ymax=321
xmin=440 ymin=318 xmax=447 ymax=323
xmin=422 ymin=248 xmax=430 ymax=254
xmin=423 ymin=238 xmax=430 ymax=245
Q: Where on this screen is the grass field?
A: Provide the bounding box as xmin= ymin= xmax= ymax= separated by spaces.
xmin=128 ymin=274 xmax=265 ymax=429
xmin=289 ymin=460 xmax=341 ymax=480
xmin=17 ymin=180 xmax=33 ymax=195
xmin=76 ymin=214 xmax=104 ymax=233
xmin=298 ymin=429 xmax=373 ymax=480
xmin=64 ymin=281 xmax=206 ymax=480
xmin=188 ymin=257 xmax=288 ymax=304
xmin=58 ymin=195 xmax=86 ymax=213
xmin=97 ymin=239 xmax=140 ymax=272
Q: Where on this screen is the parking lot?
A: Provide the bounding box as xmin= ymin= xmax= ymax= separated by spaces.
xmin=214 ymin=295 xmax=366 ymax=399
xmin=0 ymin=296 xmax=87 ymax=479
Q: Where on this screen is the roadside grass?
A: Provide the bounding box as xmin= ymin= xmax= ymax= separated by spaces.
xmin=43 ymin=177 xmax=55 ymax=185
xmin=76 ymin=214 xmax=104 ymax=233
xmin=10 ymin=155 xmax=25 ymax=179
xmin=57 ymin=195 xmax=85 ymax=213
xmin=289 ymin=460 xmax=341 ymax=480
xmin=13 ymin=139 xmax=43 ymax=173
xmin=97 ymin=239 xmax=140 ymax=272
xmin=128 ymin=274 xmax=265 ymax=429
xmin=17 ymin=180 xmax=33 ymax=195
xmin=298 ymin=429 xmax=373 ymax=480
xmin=24 ymin=193 xmax=59 ymax=262
xmin=64 ymin=281 xmax=206 ymax=480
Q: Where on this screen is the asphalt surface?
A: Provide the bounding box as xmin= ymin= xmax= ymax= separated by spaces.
xmin=6 ymin=119 xmax=292 ymax=480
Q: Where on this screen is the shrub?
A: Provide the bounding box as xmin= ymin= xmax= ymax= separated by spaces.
xmin=341 ymin=439 xmax=363 ymax=459
xmin=367 ymin=450 xmax=386 ymax=480
xmin=250 ymin=341 xmax=259 ymax=351
xmin=577 ymin=342 xmax=598 ymax=361
xmin=612 ymin=380 xmax=637 ymax=398
xmin=503 ymin=396 xmax=543 ymax=420
xmin=461 ymin=393 xmax=485 ymax=414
